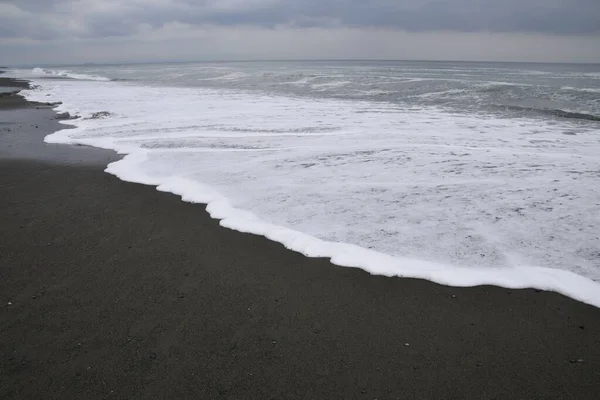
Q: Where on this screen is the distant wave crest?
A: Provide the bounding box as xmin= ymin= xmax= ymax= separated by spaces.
xmin=495 ymin=105 xmax=600 ymax=122
xmin=32 ymin=67 xmax=110 ymax=82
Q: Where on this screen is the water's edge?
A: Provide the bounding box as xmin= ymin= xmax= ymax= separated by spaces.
xmin=17 ymin=79 xmax=600 ymax=310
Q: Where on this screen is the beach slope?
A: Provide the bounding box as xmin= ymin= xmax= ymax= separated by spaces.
xmin=1 ymin=80 xmax=600 ymax=399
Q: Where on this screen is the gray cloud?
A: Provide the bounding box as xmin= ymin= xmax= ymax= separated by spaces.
xmin=1 ymin=0 xmax=599 ymax=42
xmin=1 ymin=0 xmax=599 ymax=65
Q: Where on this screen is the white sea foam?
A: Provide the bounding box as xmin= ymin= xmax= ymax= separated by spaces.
xmin=561 ymin=86 xmax=600 ymax=94
xmin=20 ymin=77 xmax=600 ymax=308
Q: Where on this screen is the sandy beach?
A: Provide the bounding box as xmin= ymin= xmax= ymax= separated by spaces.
xmin=1 ymin=77 xmax=600 ymax=399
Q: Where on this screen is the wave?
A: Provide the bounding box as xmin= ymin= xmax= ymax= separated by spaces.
xmin=561 ymin=86 xmax=600 ymax=94
xmin=197 ymin=72 xmax=251 ymax=81
xmin=495 ymin=105 xmax=600 ymax=122
xmin=32 ymin=67 xmax=110 ymax=82
xmin=19 ymin=77 xmax=600 ymax=309
xmin=475 ymin=82 xmax=531 ymax=93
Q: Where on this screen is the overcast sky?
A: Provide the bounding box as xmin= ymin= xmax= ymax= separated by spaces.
xmin=1 ymin=0 xmax=599 ymax=65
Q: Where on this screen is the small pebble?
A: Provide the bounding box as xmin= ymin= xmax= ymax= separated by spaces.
xmin=404 ymin=343 xmax=410 ymax=347
xmin=177 ymin=294 xmax=185 ymax=299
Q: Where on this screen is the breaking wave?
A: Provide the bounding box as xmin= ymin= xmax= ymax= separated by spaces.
xmin=32 ymin=68 xmax=110 ymax=82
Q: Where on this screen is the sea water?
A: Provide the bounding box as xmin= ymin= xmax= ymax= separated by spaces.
xmin=12 ymin=61 xmax=600 ymax=306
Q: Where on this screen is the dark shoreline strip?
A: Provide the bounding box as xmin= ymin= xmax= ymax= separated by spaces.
xmin=1 ymin=77 xmax=600 ymax=399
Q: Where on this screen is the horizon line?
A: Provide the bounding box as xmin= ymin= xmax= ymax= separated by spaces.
xmin=5 ymin=58 xmax=600 ymax=68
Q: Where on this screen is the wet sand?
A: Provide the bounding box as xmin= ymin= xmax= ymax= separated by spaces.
xmin=1 ymin=78 xmax=600 ymax=399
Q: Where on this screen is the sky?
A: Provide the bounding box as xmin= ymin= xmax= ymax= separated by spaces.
xmin=1 ymin=0 xmax=599 ymax=65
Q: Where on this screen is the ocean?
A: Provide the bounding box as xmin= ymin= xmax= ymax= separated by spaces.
xmin=11 ymin=61 xmax=600 ymax=306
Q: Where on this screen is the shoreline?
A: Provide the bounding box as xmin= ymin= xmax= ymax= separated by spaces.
xmin=2 ymin=77 xmax=600 ymax=398
xmin=0 ymin=77 xmax=118 ymax=165
xmin=27 ymin=74 xmax=600 ymax=309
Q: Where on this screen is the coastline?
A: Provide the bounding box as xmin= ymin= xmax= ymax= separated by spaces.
xmin=1 ymin=77 xmax=600 ymax=399
xmin=0 ymin=77 xmax=118 ymax=165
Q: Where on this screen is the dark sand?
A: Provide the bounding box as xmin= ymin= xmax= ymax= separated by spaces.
xmin=0 ymin=77 xmax=115 ymax=165
xmin=1 ymin=78 xmax=600 ymax=399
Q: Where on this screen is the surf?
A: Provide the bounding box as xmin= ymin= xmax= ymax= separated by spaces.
xmin=17 ymin=63 xmax=600 ymax=308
